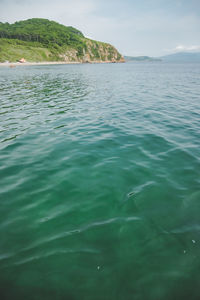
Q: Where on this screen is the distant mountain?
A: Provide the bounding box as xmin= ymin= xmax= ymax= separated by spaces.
xmin=0 ymin=18 xmax=124 ymax=63
xmin=124 ymin=56 xmax=161 ymax=62
xmin=160 ymin=52 xmax=200 ymax=62
xmin=125 ymin=52 xmax=200 ymax=63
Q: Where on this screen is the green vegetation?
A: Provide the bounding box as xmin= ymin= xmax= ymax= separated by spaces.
xmin=0 ymin=18 xmax=124 ymax=63
xmin=91 ymin=43 xmax=100 ymax=60
xmin=0 ymin=18 xmax=84 ymax=47
xmin=0 ymin=39 xmax=52 ymax=62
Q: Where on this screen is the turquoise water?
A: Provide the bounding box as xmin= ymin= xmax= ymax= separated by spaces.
xmin=0 ymin=62 xmax=200 ymax=300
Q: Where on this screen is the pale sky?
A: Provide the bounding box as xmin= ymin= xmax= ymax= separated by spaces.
xmin=0 ymin=0 xmax=200 ymax=56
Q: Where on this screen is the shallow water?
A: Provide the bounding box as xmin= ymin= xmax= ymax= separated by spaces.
xmin=0 ymin=62 xmax=200 ymax=300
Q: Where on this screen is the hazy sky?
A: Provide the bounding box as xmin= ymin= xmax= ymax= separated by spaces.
xmin=0 ymin=0 xmax=200 ymax=56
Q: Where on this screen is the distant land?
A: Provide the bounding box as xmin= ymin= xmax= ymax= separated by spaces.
xmin=160 ymin=52 xmax=200 ymax=62
xmin=125 ymin=52 xmax=200 ymax=63
xmin=0 ymin=18 xmax=124 ymax=63
xmin=124 ymin=56 xmax=161 ymax=62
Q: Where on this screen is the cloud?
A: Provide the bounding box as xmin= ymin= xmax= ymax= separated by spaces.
xmin=166 ymin=45 xmax=200 ymax=53
xmin=174 ymin=45 xmax=200 ymax=51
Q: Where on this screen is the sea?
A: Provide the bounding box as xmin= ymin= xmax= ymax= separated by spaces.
xmin=0 ymin=62 xmax=200 ymax=300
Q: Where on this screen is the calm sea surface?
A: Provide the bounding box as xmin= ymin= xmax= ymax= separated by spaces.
xmin=0 ymin=62 xmax=200 ymax=300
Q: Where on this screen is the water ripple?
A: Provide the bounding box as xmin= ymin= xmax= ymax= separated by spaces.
xmin=0 ymin=63 xmax=200 ymax=299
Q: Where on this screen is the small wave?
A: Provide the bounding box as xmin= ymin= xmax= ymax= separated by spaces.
xmin=19 ymin=216 xmax=142 ymax=253
xmin=15 ymin=247 xmax=101 ymax=266
xmin=170 ymin=224 xmax=200 ymax=234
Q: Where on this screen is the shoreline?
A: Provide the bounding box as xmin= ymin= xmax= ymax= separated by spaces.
xmin=0 ymin=61 xmax=81 ymax=67
xmin=0 ymin=60 xmax=124 ymax=67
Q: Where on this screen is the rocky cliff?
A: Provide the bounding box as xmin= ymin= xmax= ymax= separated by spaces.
xmin=60 ymin=39 xmax=124 ymax=63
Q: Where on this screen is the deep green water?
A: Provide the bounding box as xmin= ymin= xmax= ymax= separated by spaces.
xmin=0 ymin=62 xmax=200 ymax=300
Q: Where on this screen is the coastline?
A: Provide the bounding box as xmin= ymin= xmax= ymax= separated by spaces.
xmin=0 ymin=60 xmax=124 ymax=67
xmin=0 ymin=61 xmax=81 ymax=67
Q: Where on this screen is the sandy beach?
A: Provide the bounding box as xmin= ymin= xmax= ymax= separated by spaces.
xmin=0 ymin=60 xmax=120 ymax=67
xmin=0 ymin=61 xmax=82 ymax=67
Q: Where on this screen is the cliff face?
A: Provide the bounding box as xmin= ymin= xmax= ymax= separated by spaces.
xmin=0 ymin=19 xmax=124 ymax=63
xmin=60 ymin=39 xmax=125 ymax=63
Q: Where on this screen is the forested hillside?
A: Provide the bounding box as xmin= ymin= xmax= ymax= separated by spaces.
xmin=0 ymin=18 xmax=124 ymax=63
